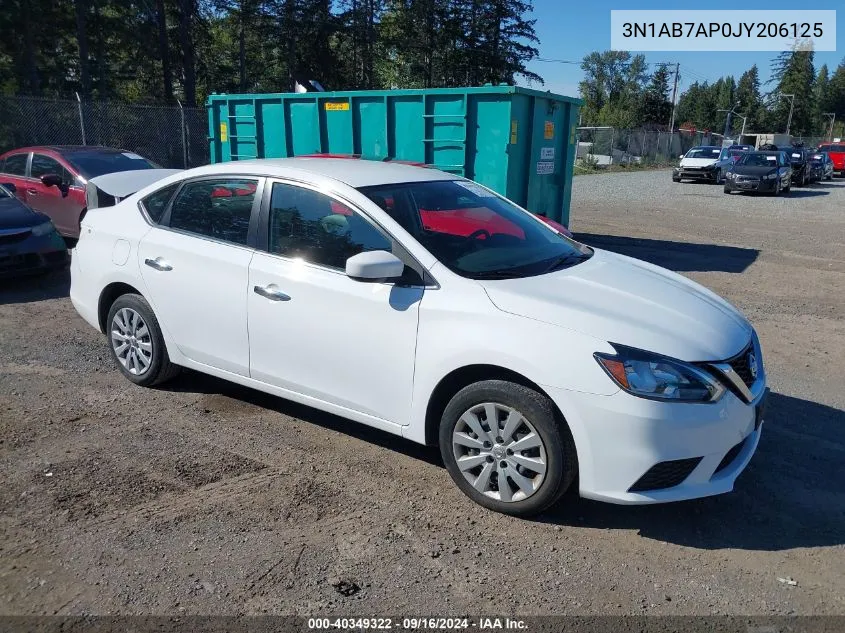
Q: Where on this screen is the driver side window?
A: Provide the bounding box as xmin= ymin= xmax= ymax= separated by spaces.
xmin=268 ymin=182 xmax=392 ymax=269
xmin=31 ymin=154 xmax=72 ymax=183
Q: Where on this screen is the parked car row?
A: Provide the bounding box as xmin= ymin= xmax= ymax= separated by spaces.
xmin=673 ymin=143 xmax=842 ymax=196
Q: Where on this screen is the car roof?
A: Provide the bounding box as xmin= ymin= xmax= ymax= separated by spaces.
xmin=184 ymin=158 xmax=459 ymax=188
xmin=690 ymin=145 xmax=721 ymax=150
xmin=0 ymin=145 xmax=130 ymax=156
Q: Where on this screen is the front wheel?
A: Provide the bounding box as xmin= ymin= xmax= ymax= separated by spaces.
xmin=723 ymin=185 xmax=732 ymax=194
xmin=106 ymin=294 xmax=180 ymax=387
xmin=715 ymin=168 xmax=724 ymax=185
xmin=439 ymin=380 xmax=577 ymax=516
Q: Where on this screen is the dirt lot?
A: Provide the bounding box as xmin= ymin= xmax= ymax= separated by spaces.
xmin=1 ymin=170 xmax=844 ymax=616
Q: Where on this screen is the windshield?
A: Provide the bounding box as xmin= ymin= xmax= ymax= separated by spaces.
xmin=358 ymin=180 xmax=592 ymax=279
xmin=63 ymin=150 xmax=158 ymax=179
xmin=819 ymin=144 xmax=845 ymax=152
xmin=736 ymin=153 xmax=779 ymax=167
xmin=685 ymin=147 xmax=721 ymax=159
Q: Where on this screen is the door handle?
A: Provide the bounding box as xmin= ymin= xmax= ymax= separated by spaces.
xmin=144 ymin=257 xmax=173 ymax=272
xmin=253 ymin=284 xmax=291 ymax=302
xmin=27 ymin=189 xmax=38 ymax=195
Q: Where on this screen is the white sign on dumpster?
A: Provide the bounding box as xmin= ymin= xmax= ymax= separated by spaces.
xmin=540 ymin=147 xmax=555 ymax=160
xmin=536 ymin=161 xmax=555 ymax=175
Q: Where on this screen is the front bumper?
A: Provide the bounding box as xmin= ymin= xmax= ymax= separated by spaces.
xmin=673 ymin=167 xmax=718 ymax=181
xmin=0 ymin=232 xmax=68 ymax=278
xmin=545 ymin=380 xmax=767 ymax=505
xmin=725 ymin=177 xmax=777 ymax=192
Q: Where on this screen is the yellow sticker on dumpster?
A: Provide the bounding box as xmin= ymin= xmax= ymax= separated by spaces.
xmin=220 ymin=122 xmax=228 ymax=143
xmin=544 ymin=121 xmax=554 ymax=140
xmin=510 ymin=120 xmax=518 ymax=144
xmin=325 ymin=102 xmax=350 ymax=111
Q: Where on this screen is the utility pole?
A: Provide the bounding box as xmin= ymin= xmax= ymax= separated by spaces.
xmin=668 ymin=62 xmax=680 ymax=133
xmin=717 ymin=104 xmax=740 ymax=141
xmin=823 ymin=112 xmax=836 ymax=142
xmin=780 ymin=93 xmax=795 ymax=136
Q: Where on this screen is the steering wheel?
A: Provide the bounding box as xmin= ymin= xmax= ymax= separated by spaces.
xmin=467 ymin=228 xmax=491 ymax=241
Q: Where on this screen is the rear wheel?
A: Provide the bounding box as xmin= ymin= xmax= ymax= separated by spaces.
xmin=439 ymin=380 xmax=577 ymax=517
xmin=106 ymin=294 xmax=180 ymax=387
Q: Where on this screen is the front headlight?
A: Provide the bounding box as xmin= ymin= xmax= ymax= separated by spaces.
xmin=763 ymin=172 xmax=778 ymax=180
xmin=595 ymin=344 xmax=725 ymax=402
xmin=726 ymin=172 xmax=735 ymax=179
xmin=30 ymin=221 xmax=56 ymax=236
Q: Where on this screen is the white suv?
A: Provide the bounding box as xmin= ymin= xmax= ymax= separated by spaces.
xmin=70 ymin=158 xmax=768 ymax=516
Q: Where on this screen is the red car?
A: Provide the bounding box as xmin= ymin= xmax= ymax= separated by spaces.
xmin=817 ymin=143 xmax=845 ymax=177
xmin=0 ymin=146 xmax=159 ymax=239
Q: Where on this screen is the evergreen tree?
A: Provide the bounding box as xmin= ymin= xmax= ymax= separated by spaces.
xmin=735 ymin=65 xmax=766 ymax=133
xmin=768 ymin=47 xmax=816 ymax=135
xmin=638 ymin=64 xmax=672 ymax=128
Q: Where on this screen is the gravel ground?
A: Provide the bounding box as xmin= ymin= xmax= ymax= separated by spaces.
xmin=1 ymin=169 xmax=843 ymax=616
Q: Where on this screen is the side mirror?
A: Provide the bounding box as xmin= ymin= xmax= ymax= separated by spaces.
xmin=1 ymin=182 xmax=16 ymax=193
xmin=40 ymin=173 xmax=62 ymax=188
xmin=345 ymin=250 xmax=405 ymax=281
xmin=679 ymin=154 xmax=685 ymax=159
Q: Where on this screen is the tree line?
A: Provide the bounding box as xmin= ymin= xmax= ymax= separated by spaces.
xmin=1 ymin=0 xmax=542 ymax=106
xmin=578 ymin=49 xmax=845 ymax=138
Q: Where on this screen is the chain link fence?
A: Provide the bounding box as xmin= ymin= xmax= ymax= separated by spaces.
xmin=574 ymin=128 xmax=834 ymax=169
xmin=575 ymin=128 xmax=726 ymax=168
xmin=0 ymin=96 xmax=208 ymax=169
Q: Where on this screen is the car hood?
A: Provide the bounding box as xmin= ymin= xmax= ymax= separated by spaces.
xmin=731 ymin=165 xmax=777 ymax=176
xmin=88 ymin=169 xmax=182 ymax=199
xmin=680 ymin=157 xmax=718 ymax=168
xmin=480 ymin=249 xmax=751 ymax=362
xmin=0 ymin=196 xmax=43 ymax=229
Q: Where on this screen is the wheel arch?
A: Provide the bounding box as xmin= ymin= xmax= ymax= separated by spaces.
xmin=423 ymin=364 xmax=565 ymax=446
xmin=97 ymin=282 xmax=144 ymax=333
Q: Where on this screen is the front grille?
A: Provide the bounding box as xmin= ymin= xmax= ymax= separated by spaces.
xmin=714 ymin=437 xmax=747 ymax=475
xmin=0 ymin=230 xmax=31 ymax=246
xmin=727 ymin=343 xmax=755 ymax=387
xmin=628 ymin=457 xmax=702 ymax=492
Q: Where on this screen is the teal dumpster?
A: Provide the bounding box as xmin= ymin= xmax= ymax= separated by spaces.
xmin=207 ymin=86 xmax=581 ymax=226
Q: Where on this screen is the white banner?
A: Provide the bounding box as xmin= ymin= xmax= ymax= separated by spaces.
xmin=611 ymin=10 xmax=837 ymax=51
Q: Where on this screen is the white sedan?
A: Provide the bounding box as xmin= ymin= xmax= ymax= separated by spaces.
xmin=70 ymin=158 xmax=768 ymax=516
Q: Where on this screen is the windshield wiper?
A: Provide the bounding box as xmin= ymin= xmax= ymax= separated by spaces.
xmin=472 ymin=270 xmax=523 ymax=279
xmin=541 ymin=253 xmax=590 ymax=274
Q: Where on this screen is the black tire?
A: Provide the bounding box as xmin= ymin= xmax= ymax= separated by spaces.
xmin=439 ymin=380 xmax=577 ymax=517
xmin=723 ymin=185 xmax=731 ymax=194
xmin=106 ymin=293 xmax=180 ymax=387
xmin=672 ymin=176 xmax=681 ymax=183
xmin=772 ymin=179 xmax=781 ymax=197
xmin=714 ymin=168 xmax=723 ymax=185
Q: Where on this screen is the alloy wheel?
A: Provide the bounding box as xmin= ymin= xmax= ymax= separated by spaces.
xmin=452 ymin=402 xmax=547 ymax=503
xmin=111 ymin=307 xmax=153 ymax=376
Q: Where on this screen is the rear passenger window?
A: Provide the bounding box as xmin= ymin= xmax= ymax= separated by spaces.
xmin=167 ymin=178 xmax=257 ymax=246
xmin=2 ymin=154 xmax=28 ymax=176
xmin=141 ymin=183 xmax=180 ymax=224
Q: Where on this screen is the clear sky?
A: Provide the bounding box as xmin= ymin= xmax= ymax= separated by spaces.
xmin=522 ymin=1 xmax=843 ymax=98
